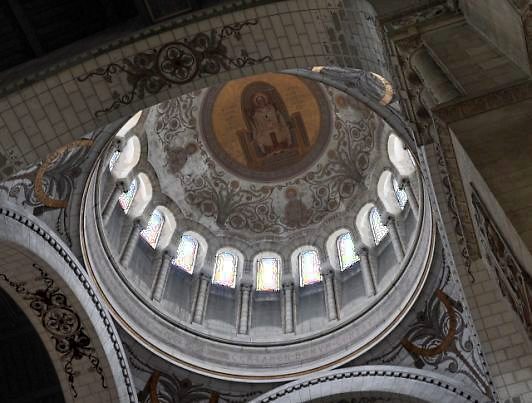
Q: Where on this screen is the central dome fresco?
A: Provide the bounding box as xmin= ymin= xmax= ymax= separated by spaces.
xmin=146 ymin=72 xmax=380 ymax=239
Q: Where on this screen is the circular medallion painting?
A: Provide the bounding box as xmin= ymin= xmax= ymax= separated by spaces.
xmin=201 ymin=73 xmax=331 ymax=182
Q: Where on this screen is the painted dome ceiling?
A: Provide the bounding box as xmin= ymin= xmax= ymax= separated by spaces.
xmin=145 ymin=72 xmax=389 ymax=241
xmin=85 ymin=70 xmax=428 ymax=380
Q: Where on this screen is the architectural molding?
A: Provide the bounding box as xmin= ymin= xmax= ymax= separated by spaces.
xmin=252 ymin=365 xmax=488 ymax=403
xmin=380 ymin=0 xmax=462 ymax=33
xmin=433 ymin=80 xmax=532 ymax=124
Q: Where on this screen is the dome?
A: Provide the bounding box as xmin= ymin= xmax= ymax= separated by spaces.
xmin=82 ymin=72 xmax=432 ymax=381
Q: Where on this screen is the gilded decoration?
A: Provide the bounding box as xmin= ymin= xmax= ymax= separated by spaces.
xmin=146 ymin=77 xmax=382 ymax=238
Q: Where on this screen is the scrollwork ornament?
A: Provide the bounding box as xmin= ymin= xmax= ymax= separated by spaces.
xmin=0 ymin=263 xmax=106 ymax=398
xmin=78 ymin=19 xmax=271 ymax=116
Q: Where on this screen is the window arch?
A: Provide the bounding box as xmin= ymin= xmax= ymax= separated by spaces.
xmin=118 ymin=178 xmax=138 ymax=214
xmin=212 ymin=251 xmax=238 ymax=288
xmin=337 ymin=232 xmax=360 ymax=270
xmin=140 ymin=209 xmax=165 ymax=249
xmin=387 ymin=134 xmax=415 ymax=176
xmin=393 ymin=177 xmax=408 ymax=209
xmin=109 ymin=150 xmax=120 ymax=172
xmin=116 ymin=111 xmax=142 ymax=138
xmin=298 ymin=249 xmax=321 ymax=287
xmin=369 ymin=207 xmax=388 ymax=246
xmin=256 ymin=256 xmax=281 ymax=291
xmin=171 ymin=234 xmax=198 ymax=274
xmin=111 ymin=136 xmax=141 ymax=179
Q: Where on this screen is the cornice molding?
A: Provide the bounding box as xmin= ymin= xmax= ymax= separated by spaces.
xmin=432 ymin=80 xmax=532 ymax=124
xmin=253 ymin=365 xmax=488 ymax=402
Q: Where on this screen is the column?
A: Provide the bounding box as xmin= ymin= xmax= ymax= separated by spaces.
xmin=403 ymin=179 xmax=419 ymax=218
xmin=120 ymin=220 xmax=142 ymax=267
xmin=102 ymin=182 xmax=123 ymax=225
xmin=238 ymin=284 xmax=252 ymax=334
xmin=359 ymin=248 xmax=376 ymax=296
xmin=386 ymin=216 xmax=405 ymax=262
xmin=192 ymin=274 xmax=209 ymax=324
xmin=282 ymin=282 xmax=294 ymax=333
xmin=322 ymin=271 xmax=338 ymax=321
xmin=151 ymin=251 xmax=172 ymax=302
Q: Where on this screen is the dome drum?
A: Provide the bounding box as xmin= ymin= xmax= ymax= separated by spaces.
xmin=81 ymin=72 xmax=432 ymax=381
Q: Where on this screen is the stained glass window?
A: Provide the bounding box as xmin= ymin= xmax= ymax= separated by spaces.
xmin=109 ymin=150 xmax=120 ymax=171
xmin=256 ymin=257 xmax=281 ymax=291
xmin=118 ymin=178 xmax=137 ymax=214
xmin=212 ymin=252 xmax=237 ymax=288
xmin=393 ymin=178 xmax=408 ymax=209
xmin=370 ymin=207 xmax=388 ymax=246
xmin=337 ymin=232 xmax=360 ymax=270
xmin=140 ymin=209 xmax=164 ymax=249
xmin=171 ymin=234 xmax=198 ymax=274
xmin=299 ymin=250 xmax=321 ymax=287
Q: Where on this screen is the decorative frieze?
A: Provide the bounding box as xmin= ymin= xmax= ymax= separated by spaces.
xmin=471 ymin=188 xmax=532 ymax=339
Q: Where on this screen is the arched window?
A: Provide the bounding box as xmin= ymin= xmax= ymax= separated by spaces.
xmin=212 ymin=251 xmax=237 ymax=288
xmin=109 ymin=150 xmax=120 ymax=171
xmin=118 ymin=178 xmax=138 ymax=214
xmin=171 ymin=234 xmax=198 ymax=274
xmin=256 ymin=257 xmax=281 ymax=291
xmin=393 ymin=178 xmax=408 ymax=209
xmin=299 ymin=250 xmax=321 ymax=287
xmin=369 ymin=207 xmax=388 ymax=246
xmin=337 ymin=232 xmax=360 ymax=270
xmin=140 ymin=209 xmax=165 ymax=249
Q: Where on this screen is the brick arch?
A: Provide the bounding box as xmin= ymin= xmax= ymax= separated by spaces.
xmin=0 ymin=0 xmax=388 ymax=179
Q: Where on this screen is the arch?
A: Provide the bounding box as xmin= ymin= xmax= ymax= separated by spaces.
xmin=212 ymin=249 xmax=240 ymax=288
xmin=127 ymin=173 xmax=152 ymax=218
xmin=111 ymin=136 xmax=141 ymax=180
xmin=0 ymin=204 xmax=134 ymax=402
xmin=252 ymin=365 xmax=486 ymax=403
xmin=370 ymin=207 xmax=388 ymax=246
xmin=387 ymin=133 xmax=416 ymax=176
xmin=152 ymin=206 xmax=176 ymax=250
xmin=393 ymin=176 xmax=408 ymax=209
xmin=118 ymin=177 xmax=138 ymax=214
xmin=377 ymin=170 xmax=402 ymax=215
xmin=254 ymin=252 xmax=282 ymax=292
xmin=115 ymin=111 xmax=142 ymax=139
xmin=140 ymin=209 xmax=165 ymax=249
xmin=171 ymin=232 xmax=200 ymax=274
xmin=292 ymin=246 xmax=322 ymax=287
xmin=356 ymin=203 xmax=376 ymax=248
